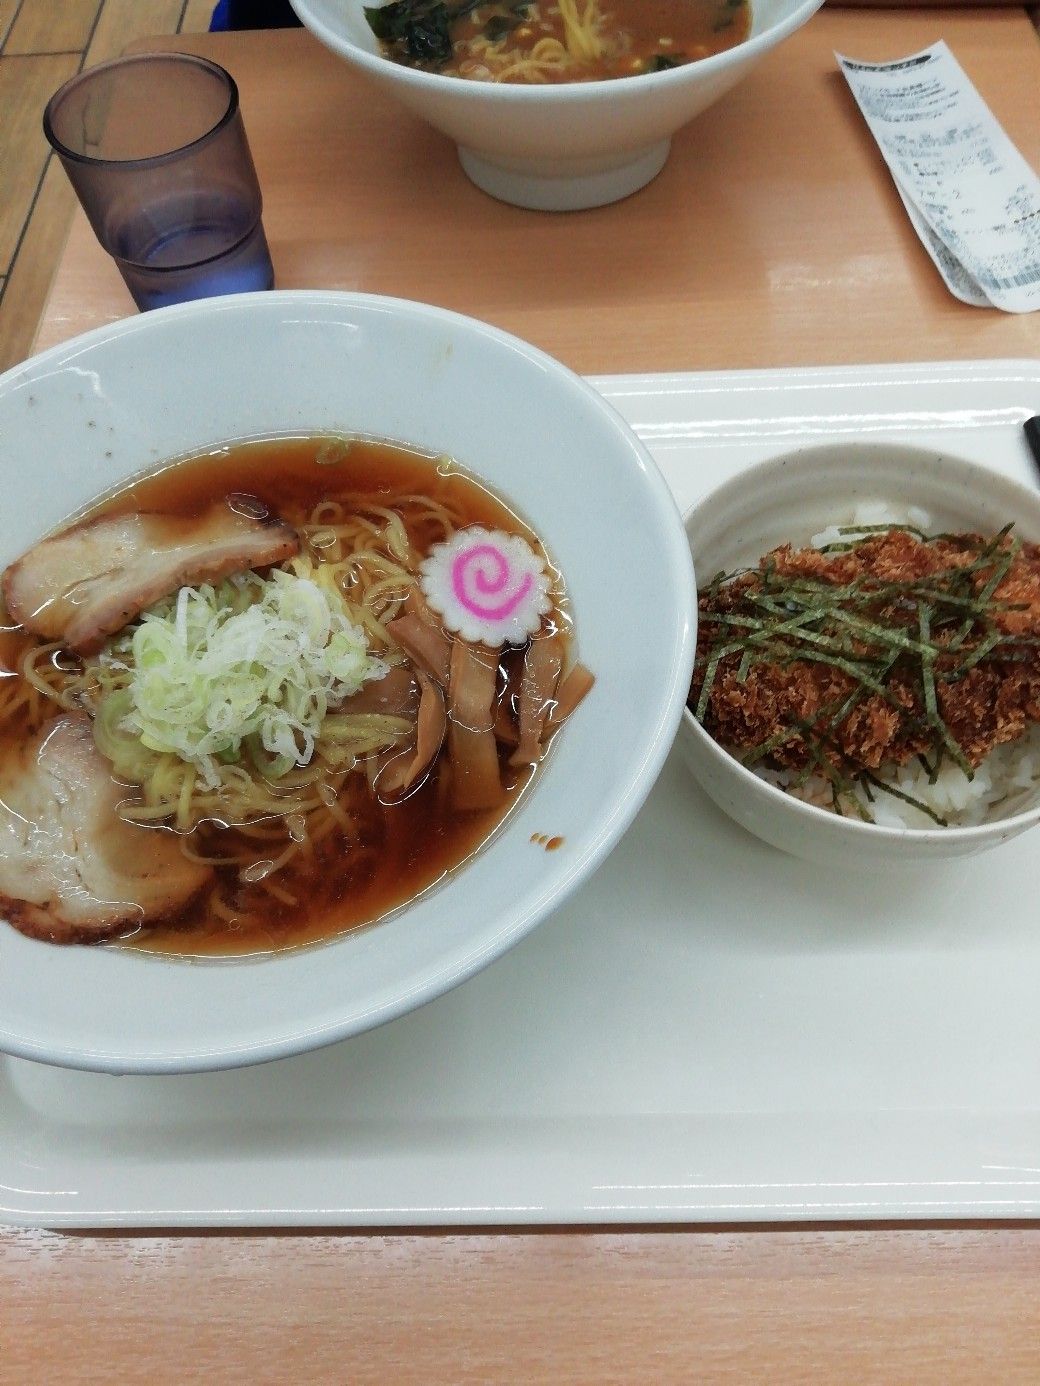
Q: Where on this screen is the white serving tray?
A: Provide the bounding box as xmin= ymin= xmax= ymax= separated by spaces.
xmin=4 ymin=359 xmax=1040 ymax=1230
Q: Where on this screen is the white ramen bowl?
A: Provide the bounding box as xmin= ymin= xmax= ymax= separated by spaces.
xmin=0 ymin=290 xmax=694 ymax=1074
xmin=290 ymin=0 xmax=824 ymax=210
xmin=677 ymin=444 xmax=1040 ymax=868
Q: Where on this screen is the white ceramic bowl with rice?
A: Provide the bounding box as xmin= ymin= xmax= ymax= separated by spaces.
xmin=677 ymin=444 xmax=1040 ymax=867
xmin=290 ymin=0 xmax=823 ymax=210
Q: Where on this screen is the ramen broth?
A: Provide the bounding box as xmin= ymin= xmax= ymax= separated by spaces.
xmin=0 ymin=437 xmax=565 ymax=957
xmin=368 ymin=0 xmax=751 ymax=82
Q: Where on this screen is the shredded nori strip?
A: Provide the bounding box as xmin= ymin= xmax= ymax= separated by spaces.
xmin=690 ymin=523 xmax=1038 ymax=826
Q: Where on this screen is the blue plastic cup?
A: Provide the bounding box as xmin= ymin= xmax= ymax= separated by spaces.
xmin=44 ymin=53 xmax=274 ymax=311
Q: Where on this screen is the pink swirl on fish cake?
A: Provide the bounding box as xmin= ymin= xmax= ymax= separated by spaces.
xmin=451 ymin=543 xmax=534 ymax=622
xmin=419 ymin=526 xmax=551 ymax=647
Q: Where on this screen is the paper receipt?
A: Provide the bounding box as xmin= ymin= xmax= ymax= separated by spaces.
xmin=838 ymin=42 xmax=1040 ymax=314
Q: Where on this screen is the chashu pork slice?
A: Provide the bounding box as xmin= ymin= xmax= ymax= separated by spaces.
xmin=3 ymin=502 xmax=299 ymax=655
xmin=0 ymin=714 xmax=211 ymax=944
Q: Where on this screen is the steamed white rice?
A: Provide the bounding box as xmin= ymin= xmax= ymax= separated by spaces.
xmin=757 ymin=725 xmax=1040 ymax=830
xmin=748 ymin=501 xmax=1040 ymax=831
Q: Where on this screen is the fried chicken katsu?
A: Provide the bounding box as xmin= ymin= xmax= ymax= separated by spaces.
xmin=690 ymin=526 xmax=1040 ymax=779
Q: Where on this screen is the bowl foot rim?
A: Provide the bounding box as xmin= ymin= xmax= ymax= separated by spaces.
xmin=457 ymin=138 xmax=671 ymax=211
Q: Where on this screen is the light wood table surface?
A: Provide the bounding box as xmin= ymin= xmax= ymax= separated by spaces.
xmin=9 ymin=11 xmax=1040 ymax=1383
xmin=35 ymin=12 xmax=1040 ymax=370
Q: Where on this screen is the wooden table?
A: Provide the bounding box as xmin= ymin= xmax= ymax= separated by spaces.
xmin=9 ymin=12 xmax=1040 ymax=1382
xmin=35 ymin=12 xmax=1040 ymax=370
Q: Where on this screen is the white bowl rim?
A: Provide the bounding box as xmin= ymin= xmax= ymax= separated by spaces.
xmin=681 ymin=448 xmax=1040 ymax=845
xmin=290 ymin=0 xmax=825 ymax=102
xmin=0 ymin=288 xmax=696 ymax=1073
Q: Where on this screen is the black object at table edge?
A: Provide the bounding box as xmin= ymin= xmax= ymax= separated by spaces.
xmin=1025 ymin=416 xmax=1040 ymax=482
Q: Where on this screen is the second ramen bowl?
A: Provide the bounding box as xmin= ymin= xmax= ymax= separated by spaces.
xmin=290 ymin=0 xmax=824 ymax=210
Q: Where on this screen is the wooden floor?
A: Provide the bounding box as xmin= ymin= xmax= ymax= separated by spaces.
xmin=0 ymin=0 xmax=215 ymax=372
